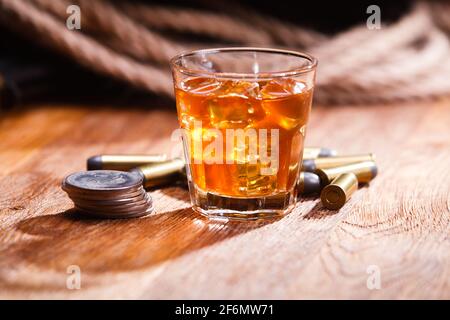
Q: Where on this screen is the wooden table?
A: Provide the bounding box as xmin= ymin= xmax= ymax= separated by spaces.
xmin=0 ymin=100 xmax=449 ymax=299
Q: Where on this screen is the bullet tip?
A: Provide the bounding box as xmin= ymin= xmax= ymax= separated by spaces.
xmin=87 ymin=155 xmax=102 ymax=170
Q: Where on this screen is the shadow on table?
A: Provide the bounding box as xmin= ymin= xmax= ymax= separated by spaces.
xmin=302 ymin=202 xmax=337 ymax=220
xmin=10 ymin=206 xmax=279 ymax=276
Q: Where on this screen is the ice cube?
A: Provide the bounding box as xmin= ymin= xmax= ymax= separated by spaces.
xmin=260 ymin=80 xmax=312 ymax=131
xmin=237 ymin=160 xmax=277 ymax=196
xmin=181 ymin=77 xmax=222 ymax=95
xmin=208 ymin=96 xmax=265 ymax=129
xmin=177 ymin=78 xmax=220 ymax=125
xmin=224 ymin=81 xmax=260 ymax=99
xmin=187 ymin=127 xmax=205 ymax=163
xmin=260 ymin=79 xmax=306 ymax=98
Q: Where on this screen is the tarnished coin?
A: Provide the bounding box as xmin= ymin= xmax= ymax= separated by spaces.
xmin=62 ymin=182 xmax=143 ymax=196
xmin=68 ymin=192 xmax=148 ymax=206
xmin=64 ymin=185 xmax=145 ymax=200
xmin=63 ymin=170 xmax=143 ymax=192
xmin=76 ymin=195 xmax=152 ymax=213
xmin=75 ymin=205 xmax=153 ymax=219
xmin=62 ymin=169 xmax=153 ymax=219
xmin=73 ymin=194 xmax=152 ymax=212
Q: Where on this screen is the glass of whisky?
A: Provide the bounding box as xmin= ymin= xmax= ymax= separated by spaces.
xmin=170 ymin=48 xmax=317 ymax=220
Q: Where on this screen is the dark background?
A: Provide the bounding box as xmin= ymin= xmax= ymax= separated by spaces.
xmin=0 ymin=0 xmax=416 ymax=109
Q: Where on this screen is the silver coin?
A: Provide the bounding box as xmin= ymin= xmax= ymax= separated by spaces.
xmin=74 ymin=197 xmax=152 ymax=215
xmin=63 ymin=185 xmax=145 ymax=200
xmin=75 ymin=204 xmax=153 ymax=219
xmin=63 ymin=170 xmax=143 ymax=192
xmin=72 ymin=194 xmax=152 ymax=212
xmin=62 ymin=182 xmax=143 ymax=196
xmin=68 ymin=192 xmax=148 ymax=206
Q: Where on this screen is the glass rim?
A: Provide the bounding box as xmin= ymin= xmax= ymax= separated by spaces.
xmin=170 ymin=47 xmax=318 ymax=80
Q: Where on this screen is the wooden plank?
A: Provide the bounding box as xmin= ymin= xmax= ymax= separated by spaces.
xmin=0 ymin=100 xmax=449 ymax=299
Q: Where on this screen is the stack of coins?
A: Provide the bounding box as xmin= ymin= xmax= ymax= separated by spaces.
xmin=62 ymin=170 xmax=153 ymax=218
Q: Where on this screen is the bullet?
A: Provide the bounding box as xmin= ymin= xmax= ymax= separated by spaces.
xmin=302 ymin=153 xmax=376 ymax=172
xmin=131 ymin=158 xmax=185 ymax=188
xmin=297 ymin=172 xmax=321 ymax=195
xmin=87 ymin=154 xmax=168 ymax=171
xmin=315 ymin=161 xmax=378 ymax=186
xmin=303 ymin=147 xmax=337 ymax=160
xmin=321 ymin=173 xmax=358 ymax=210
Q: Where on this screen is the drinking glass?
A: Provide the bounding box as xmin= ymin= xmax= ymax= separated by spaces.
xmin=170 ymin=48 xmax=317 ymax=220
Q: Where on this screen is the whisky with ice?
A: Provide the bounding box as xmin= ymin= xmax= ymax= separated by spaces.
xmin=175 ymin=77 xmax=313 ymax=204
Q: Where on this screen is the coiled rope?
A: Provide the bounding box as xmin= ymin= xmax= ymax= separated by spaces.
xmin=0 ymin=0 xmax=449 ymax=104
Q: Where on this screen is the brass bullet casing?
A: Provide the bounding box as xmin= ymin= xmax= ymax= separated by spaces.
xmin=316 ymin=160 xmax=378 ymax=186
xmin=87 ymin=154 xmax=168 ymax=171
xmin=303 ymin=153 xmax=376 ymax=172
xmin=303 ymin=147 xmax=337 ymax=160
xmin=321 ymin=173 xmax=358 ymax=210
xmin=131 ymin=158 xmax=185 ymax=188
xmin=297 ymin=172 xmax=321 ymax=195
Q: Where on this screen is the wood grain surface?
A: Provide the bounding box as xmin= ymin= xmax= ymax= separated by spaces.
xmin=0 ymin=100 xmax=449 ymax=299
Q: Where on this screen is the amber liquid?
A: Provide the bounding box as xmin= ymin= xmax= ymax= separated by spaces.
xmin=175 ymin=77 xmax=312 ymax=199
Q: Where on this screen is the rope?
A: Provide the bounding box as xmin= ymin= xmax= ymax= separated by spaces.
xmin=0 ymin=0 xmax=449 ymax=105
xmin=118 ymin=3 xmax=274 ymax=46
xmin=1 ymin=0 xmax=173 ymax=95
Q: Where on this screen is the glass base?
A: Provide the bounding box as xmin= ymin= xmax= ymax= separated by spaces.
xmin=190 ymin=186 xmax=297 ymax=221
